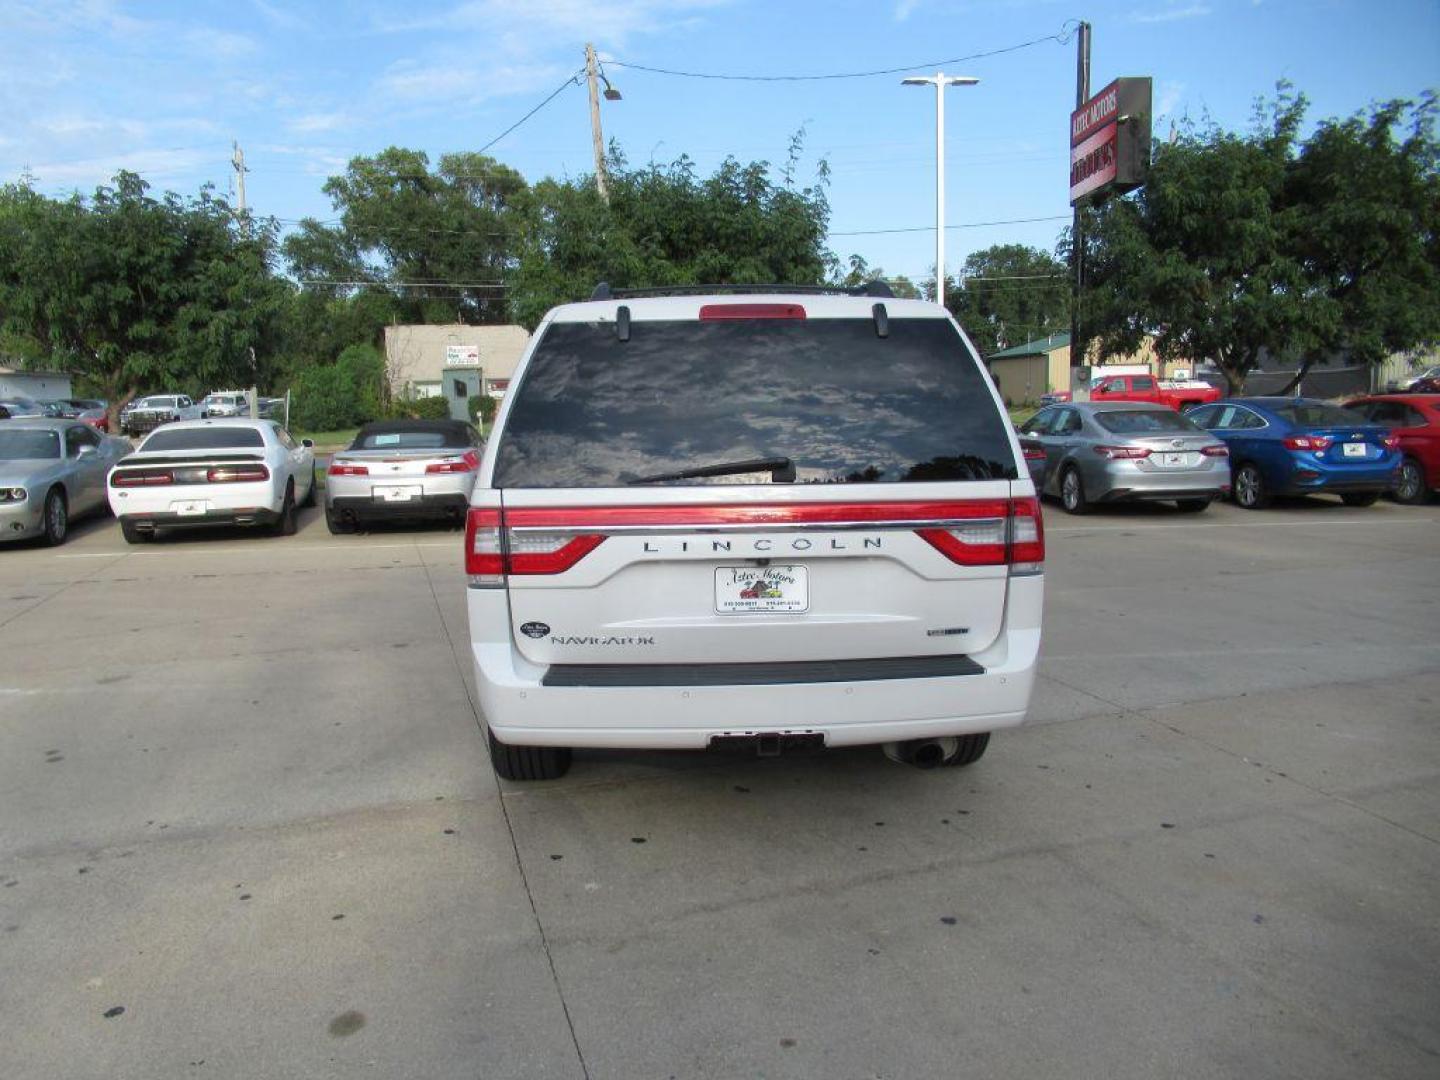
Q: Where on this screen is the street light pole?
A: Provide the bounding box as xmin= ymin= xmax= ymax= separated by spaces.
xmin=901 ymin=72 xmax=979 ymax=309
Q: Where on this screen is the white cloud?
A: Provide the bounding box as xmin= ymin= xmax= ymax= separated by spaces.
xmin=24 ymin=147 xmax=217 ymax=189
xmin=1131 ymin=4 xmax=1213 ymax=23
xmin=250 ymin=0 xmax=307 ymax=30
xmin=286 ymin=111 xmax=354 ymax=135
xmin=374 ymin=0 xmax=731 ymax=48
xmin=1155 ymin=80 xmax=1185 ymax=118
xmin=894 ymin=0 xmax=924 ymax=19
xmin=184 ymin=27 xmax=260 ymax=59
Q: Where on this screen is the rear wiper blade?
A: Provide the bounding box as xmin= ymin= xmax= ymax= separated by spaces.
xmin=628 ymin=456 xmax=796 ymax=485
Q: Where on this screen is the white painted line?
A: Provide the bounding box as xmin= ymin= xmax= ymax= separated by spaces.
xmin=1044 ymin=644 xmax=1440 ymax=662
xmin=1049 ymin=517 xmax=1440 ymax=535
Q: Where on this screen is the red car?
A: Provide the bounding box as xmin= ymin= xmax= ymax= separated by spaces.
xmin=1346 ymin=394 xmax=1440 ymax=504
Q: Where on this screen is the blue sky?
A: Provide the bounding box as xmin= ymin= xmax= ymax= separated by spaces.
xmin=3 ymin=0 xmax=1437 ymax=285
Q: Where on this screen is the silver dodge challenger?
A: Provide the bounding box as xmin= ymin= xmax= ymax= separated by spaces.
xmin=0 ymin=419 xmax=132 ymax=545
xmin=324 ymin=418 xmax=484 ymax=533
xmin=1017 ymin=401 xmax=1231 ymax=514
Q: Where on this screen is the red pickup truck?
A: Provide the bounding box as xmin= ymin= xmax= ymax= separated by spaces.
xmin=1089 ymin=373 xmax=1223 ymax=410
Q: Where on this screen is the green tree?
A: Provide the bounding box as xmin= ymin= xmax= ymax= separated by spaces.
xmin=287 ymin=342 xmax=386 ymax=432
xmin=508 ymin=145 xmax=832 ymax=329
xmin=835 ymin=254 xmax=921 ymax=299
xmin=941 ymin=244 xmax=1069 ymax=355
xmin=0 ymin=172 xmax=288 ymax=424
xmin=1079 ymin=89 xmax=1440 ymax=392
xmin=284 ymin=148 xmax=526 ymax=325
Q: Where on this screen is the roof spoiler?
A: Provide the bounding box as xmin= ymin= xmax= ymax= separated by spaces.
xmin=590 ymin=281 xmax=896 ymax=300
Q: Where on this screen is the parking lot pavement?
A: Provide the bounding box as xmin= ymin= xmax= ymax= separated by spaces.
xmin=1 ymin=498 xmax=1437 ymax=1079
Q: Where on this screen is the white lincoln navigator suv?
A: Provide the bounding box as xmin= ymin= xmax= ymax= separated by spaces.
xmin=465 ymin=284 xmax=1044 ymax=780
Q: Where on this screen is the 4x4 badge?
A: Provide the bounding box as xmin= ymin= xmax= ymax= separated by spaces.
xmin=520 ymin=621 xmax=550 ymax=639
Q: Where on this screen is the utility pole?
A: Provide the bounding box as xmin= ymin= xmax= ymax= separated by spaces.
xmin=1069 ymin=21 xmax=1091 ymax=370
xmin=584 ymin=44 xmax=609 ymax=204
xmin=901 ymin=72 xmax=979 ymax=309
xmin=232 ymin=140 xmax=249 ymax=228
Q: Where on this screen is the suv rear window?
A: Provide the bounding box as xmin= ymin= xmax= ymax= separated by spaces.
xmin=493 ymin=318 xmax=1015 ymax=487
xmin=142 ymin=428 xmax=265 ymax=451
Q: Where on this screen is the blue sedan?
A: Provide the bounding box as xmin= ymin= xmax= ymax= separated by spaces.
xmin=1184 ymin=397 xmax=1400 ymax=509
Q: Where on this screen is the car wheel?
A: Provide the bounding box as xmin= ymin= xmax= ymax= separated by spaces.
xmin=1341 ymin=491 xmax=1380 ymax=508
xmin=941 ymin=732 xmax=990 ymax=768
xmin=1175 ymin=498 xmax=1210 ymax=513
xmin=325 ymin=508 xmax=355 ymax=535
xmin=120 ymin=519 xmax=151 ymax=544
xmin=1059 ymin=466 xmax=1089 ymax=515
xmin=1232 ymin=463 xmax=1271 ymax=509
xmin=300 ymin=466 xmax=317 ymax=508
xmin=273 ymin=482 xmax=297 ymax=536
xmin=41 ymin=488 xmax=68 ymax=546
xmin=1393 ymin=458 xmax=1428 ymax=505
xmin=488 ymin=729 xmax=572 ymax=781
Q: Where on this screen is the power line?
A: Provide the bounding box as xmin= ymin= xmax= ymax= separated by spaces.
xmin=604 ymin=25 xmax=1077 ymax=82
xmin=831 ymin=214 xmax=1070 ymax=237
xmin=478 ymin=70 xmax=585 ymax=154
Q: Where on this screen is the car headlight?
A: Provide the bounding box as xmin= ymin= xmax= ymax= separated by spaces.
xmin=0 ymin=487 xmax=27 ymax=503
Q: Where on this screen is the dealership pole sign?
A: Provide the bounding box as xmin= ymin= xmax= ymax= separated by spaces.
xmin=1069 ymin=76 xmax=1152 ymax=205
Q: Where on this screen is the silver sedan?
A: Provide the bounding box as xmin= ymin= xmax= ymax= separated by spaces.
xmin=324 ymin=419 xmax=484 ymax=533
xmin=1018 ymin=402 xmax=1231 ymax=514
xmin=0 ymin=419 xmax=132 ymax=545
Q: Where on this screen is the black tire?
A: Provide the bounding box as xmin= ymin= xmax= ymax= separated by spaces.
xmin=41 ymin=488 xmax=68 ymax=546
xmin=1393 ymin=458 xmax=1428 ymax=505
xmin=488 ymin=730 xmax=571 ymax=781
xmin=942 ymin=732 xmax=991 ymax=768
xmin=1175 ymin=498 xmax=1211 ymax=513
xmin=1232 ymin=463 xmax=1272 ymax=509
xmin=325 ymin=508 xmax=355 ymax=534
xmin=1340 ymin=491 xmax=1380 ymax=508
xmin=1059 ymin=466 xmax=1089 ymax=515
xmin=300 ymin=466 xmax=317 ymax=508
xmin=120 ymin=518 xmax=151 ymax=544
xmin=273 ymin=482 xmax=296 ymax=536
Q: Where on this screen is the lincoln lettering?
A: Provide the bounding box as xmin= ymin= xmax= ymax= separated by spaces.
xmin=641 ymin=536 xmax=884 ymax=554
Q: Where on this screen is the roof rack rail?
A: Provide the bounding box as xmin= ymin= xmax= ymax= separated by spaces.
xmin=589 ymin=281 xmax=896 ymax=301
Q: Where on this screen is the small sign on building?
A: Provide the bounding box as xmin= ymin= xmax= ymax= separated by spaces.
xmin=444 ymin=344 xmax=480 ymax=367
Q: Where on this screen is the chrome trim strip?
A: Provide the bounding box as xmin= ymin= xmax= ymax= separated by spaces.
xmin=507 ymin=518 xmax=1006 ymax=536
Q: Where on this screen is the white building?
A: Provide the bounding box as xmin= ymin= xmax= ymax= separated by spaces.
xmin=0 ymin=367 xmax=74 ymax=402
xmin=383 ymin=324 xmax=530 ymax=403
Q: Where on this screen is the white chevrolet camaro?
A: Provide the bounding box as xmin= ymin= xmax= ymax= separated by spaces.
xmin=107 ymin=419 xmax=316 ymax=543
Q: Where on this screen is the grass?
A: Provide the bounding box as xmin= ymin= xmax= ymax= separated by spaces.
xmin=1008 ymin=406 xmax=1038 ymax=428
xmin=294 ymin=427 xmax=358 ymax=451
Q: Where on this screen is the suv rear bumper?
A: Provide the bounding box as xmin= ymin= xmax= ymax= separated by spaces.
xmin=469 ymin=575 xmax=1042 ymax=749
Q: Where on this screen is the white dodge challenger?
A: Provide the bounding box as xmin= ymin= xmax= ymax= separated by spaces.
xmin=108 ymin=419 xmax=316 ymax=542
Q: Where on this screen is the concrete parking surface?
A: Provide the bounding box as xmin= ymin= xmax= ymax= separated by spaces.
xmin=2 ymin=498 xmax=1437 ymax=1079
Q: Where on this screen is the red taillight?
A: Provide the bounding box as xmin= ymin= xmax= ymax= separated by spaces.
xmin=426 ymin=450 xmax=480 ymax=474
xmin=1092 ymin=445 xmax=1152 ymax=459
xmin=464 ymin=508 xmax=605 ymax=579
xmin=1382 ymin=434 xmax=1400 ymax=450
xmin=1284 ymin=435 xmax=1333 ymax=451
xmin=1022 ymin=444 xmax=1046 ymax=462
xmin=1202 ymin=444 xmax=1229 ymax=457
xmin=111 ymin=469 xmax=174 ymax=487
xmin=914 ymin=498 xmax=1044 ymax=571
xmin=698 ymin=303 xmax=806 ymax=321
xmin=206 ymin=465 xmax=269 ymax=483
xmin=328 ymin=462 xmax=369 ymax=476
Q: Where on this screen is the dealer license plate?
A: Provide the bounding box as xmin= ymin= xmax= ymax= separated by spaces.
xmin=1159 ymin=452 xmax=1190 ymax=467
xmin=715 ymin=565 xmax=808 ymax=614
xmin=373 ymin=485 xmax=422 ymax=503
xmin=171 ymin=500 xmax=209 ymax=516
xmin=1342 ymin=442 xmax=1367 ymax=458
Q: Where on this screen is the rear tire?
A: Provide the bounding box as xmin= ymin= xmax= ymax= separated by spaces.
xmin=273 ymin=482 xmax=296 ymax=536
xmin=488 ymin=730 xmax=571 ymax=781
xmin=1341 ymin=491 xmax=1380 ymax=508
xmin=1175 ymin=498 xmax=1210 ymax=513
xmin=325 ymin=508 xmax=354 ymax=534
xmin=1393 ymin=458 xmax=1428 ymax=505
xmin=120 ymin=519 xmax=151 ymax=544
xmin=941 ymin=732 xmax=990 ymax=768
xmin=1059 ymin=466 xmax=1089 ymax=515
xmin=1232 ymin=463 xmax=1271 ymax=509
xmin=41 ymin=488 xmax=68 ymax=546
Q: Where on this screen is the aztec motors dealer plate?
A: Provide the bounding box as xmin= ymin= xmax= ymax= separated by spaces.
xmin=714 ymin=565 xmax=809 ymax=614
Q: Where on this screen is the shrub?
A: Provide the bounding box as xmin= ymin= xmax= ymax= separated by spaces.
xmin=388 ymin=395 xmax=451 ymax=421
xmin=287 ymin=343 xmax=386 ymax=431
xmin=467 ymin=394 xmax=497 ymax=427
